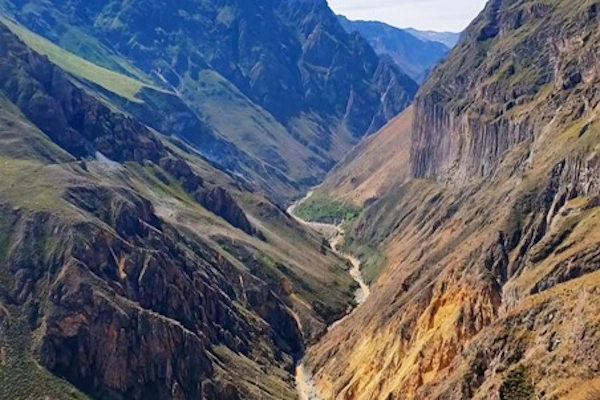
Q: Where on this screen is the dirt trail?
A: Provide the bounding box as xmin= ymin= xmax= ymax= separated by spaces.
xmin=288 ymin=191 xmax=370 ymax=400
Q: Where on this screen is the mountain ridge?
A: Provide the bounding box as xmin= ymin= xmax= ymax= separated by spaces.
xmin=0 ymin=0 xmax=417 ymax=199
xmin=337 ymin=15 xmax=451 ymax=83
xmin=405 ymin=28 xmax=461 ymax=48
xmin=0 ymin=18 xmax=358 ymax=399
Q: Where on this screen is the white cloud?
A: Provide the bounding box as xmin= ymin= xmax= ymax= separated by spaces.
xmin=327 ymin=0 xmax=488 ymax=32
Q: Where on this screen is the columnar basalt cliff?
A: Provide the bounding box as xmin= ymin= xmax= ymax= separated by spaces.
xmin=411 ymin=0 xmax=600 ymax=184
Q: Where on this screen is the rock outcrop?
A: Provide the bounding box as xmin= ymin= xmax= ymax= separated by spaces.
xmin=198 ymin=186 xmax=256 ymax=236
xmin=2 ymin=187 xmax=290 ymax=400
xmin=412 ymin=0 xmax=600 ymax=184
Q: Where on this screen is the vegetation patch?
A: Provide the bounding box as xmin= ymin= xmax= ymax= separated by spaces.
xmin=294 ymin=192 xmax=361 ymax=225
xmin=0 ymin=310 xmax=89 ymax=399
xmin=499 ymin=366 xmax=535 ymax=400
xmin=353 ymin=245 xmax=387 ymax=285
xmin=2 ymin=18 xmax=150 ymax=102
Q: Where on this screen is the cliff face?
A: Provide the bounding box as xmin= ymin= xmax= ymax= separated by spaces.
xmin=0 ymin=25 xmax=357 ymax=399
xmin=307 ymin=1 xmax=600 ymax=399
xmin=412 ymin=0 xmax=600 ymax=184
xmin=0 ymin=27 xmax=161 ymax=164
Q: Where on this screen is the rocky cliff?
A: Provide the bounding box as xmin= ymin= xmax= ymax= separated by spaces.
xmin=412 ymin=0 xmax=600 ymax=184
xmin=0 ymin=24 xmax=357 ymax=399
xmin=306 ymin=0 xmax=600 ymax=399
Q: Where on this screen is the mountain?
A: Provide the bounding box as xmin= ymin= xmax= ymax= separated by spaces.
xmin=302 ymin=0 xmax=600 ymax=398
xmin=0 ymin=0 xmax=418 ymax=197
xmin=337 ymin=16 xmax=450 ymax=83
xmin=405 ymin=28 xmax=461 ymax=48
xmin=0 ymin=17 xmax=363 ymax=400
xmin=320 ymin=106 xmax=414 ymax=208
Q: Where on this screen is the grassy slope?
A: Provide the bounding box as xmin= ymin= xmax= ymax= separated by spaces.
xmin=179 ymin=70 xmax=312 ymax=182
xmin=320 ymin=106 xmax=414 ymax=206
xmin=1 ymin=17 xmax=153 ymax=102
xmin=0 ymin=1 xmax=150 ymax=81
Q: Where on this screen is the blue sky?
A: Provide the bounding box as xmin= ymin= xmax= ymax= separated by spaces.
xmin=327 ymin=0 xmax=488 ymax=32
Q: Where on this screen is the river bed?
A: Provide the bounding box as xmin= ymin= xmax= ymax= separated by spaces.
xmin=287 ymin=192 xmax=370 ymax=400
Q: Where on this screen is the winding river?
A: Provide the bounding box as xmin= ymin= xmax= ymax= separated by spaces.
xmin=287 ymin=192 xmax=370 ymax=400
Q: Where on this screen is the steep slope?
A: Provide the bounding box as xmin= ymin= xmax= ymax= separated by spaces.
xmin=306 ymin=0 xmax=600 ymax=399
xmin=0 ymin=23 xmax=357 ymax=400
xmin=0 ymin=16 xmax=298 ymax=204
xmin=337 ymin=16 xmax=450 ymax=83
xmin=319 ymin=106 xmax=414 ymax=206
xmin=405 ymin=28 xmax=461 ymax=48
xmin=0 ymin=0 xmax=417 ymax=193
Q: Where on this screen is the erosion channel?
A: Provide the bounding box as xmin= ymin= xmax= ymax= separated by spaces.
xmin=287 ymin=192 xmax=371 ymax=400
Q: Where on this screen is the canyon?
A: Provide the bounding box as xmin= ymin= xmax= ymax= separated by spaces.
xmin=0 ymin=0 xmax=599 ymax=399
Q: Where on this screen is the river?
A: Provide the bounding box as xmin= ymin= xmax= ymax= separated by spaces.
xmin=287 ymin=192 xmax=370 ymax=400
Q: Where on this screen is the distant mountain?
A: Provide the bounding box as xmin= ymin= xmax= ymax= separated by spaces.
xmin=337 ymin=16 xmax=450 ymax=83
xmin=0 ymin=0 xmax=418 ymax=198
xmin=405 ymin=28 xmax=461 ymax=48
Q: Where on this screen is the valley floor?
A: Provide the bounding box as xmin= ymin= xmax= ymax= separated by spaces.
xmin=288 ymin=192 xmax=371 ymax=400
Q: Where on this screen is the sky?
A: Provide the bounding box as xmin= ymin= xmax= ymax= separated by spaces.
xmin=327 ymin=0 xmax=488 ymax=32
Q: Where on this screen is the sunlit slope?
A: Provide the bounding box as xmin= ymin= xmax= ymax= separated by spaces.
xmin=307 ymin=0 xmax=600 ymax=399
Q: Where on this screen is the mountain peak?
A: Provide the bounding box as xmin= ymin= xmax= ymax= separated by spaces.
xmin=1 ymin=0 xmax=417 ymax=197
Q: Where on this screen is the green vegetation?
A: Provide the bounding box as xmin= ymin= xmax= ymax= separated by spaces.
xmin=1 ymin=18 xmax=151 ymax=102
xmin=294 ymin=192 xmax=362 ymax=225
xmin=352 ymin=245 xmax=387 ymax=285
xmin=499 ymin=366 xmax=536 ymax=400
xmin=53 ymin=27 xmax=150 ymax=82
xmin=0 ymin=310 xmax=89 ymax=400
xmin=0 ymin=158 xmax=68 ymax=212
xmin=125 ymin=162 xmax=196 ymax=207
